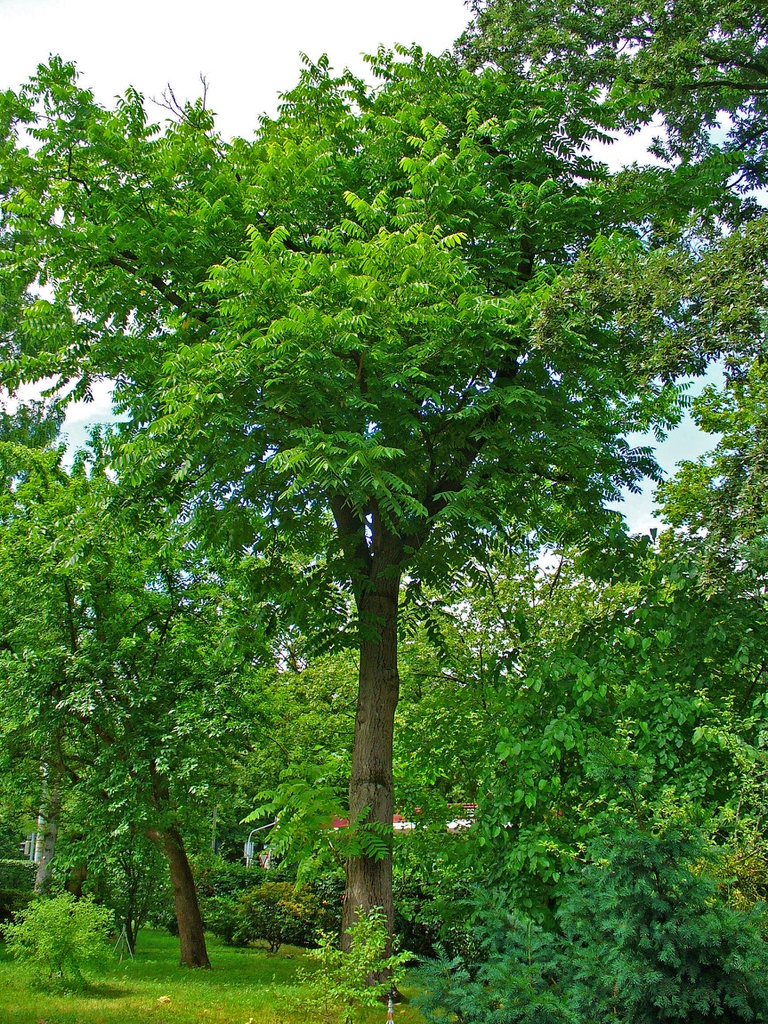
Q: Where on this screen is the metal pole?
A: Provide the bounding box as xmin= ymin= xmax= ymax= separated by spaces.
xmin=243 ymin=820 xmax=277 ymax=866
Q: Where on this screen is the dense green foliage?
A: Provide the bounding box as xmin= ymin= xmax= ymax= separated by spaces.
xmin=0 ymin=0 xmax=767 ymax=1010
xmin=205 ymin=879 xmax=340 ymax=951
xmin=416 ymin=820 xmax=768 ymax=1023
xmin=4 ymin=892 xmax=113 ymax=991
xmin=88 ymin=835 xmax=172 ymax=953
xmin=563 ymin=823 xmax=768 ymax=1022
xmin=0 ymin=860 xmax=35 ymax=926
xmin=0 ymin=447 xmax=254 ymax=825
xmin=460 ymin=0 xmax=768 ymax=189
xmin=2 ymin=37 xmax=724 ymax=944
xmin=302 ymin=908 xmax=412 ymax=1024
xmin=0 ymin=444 xmax=262 ymax=962
xmin=0 ymin=861 xmax=35 ymax=892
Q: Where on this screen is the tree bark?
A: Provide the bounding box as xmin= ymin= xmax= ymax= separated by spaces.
xmin=65 ymin=862 xmax=88 ymax=898
xmin=124 ymin=916 xmax=138 ymax=956
xmin=34 ymin=785 xmax=60 ymax=893
xmin=342 ymin=559 xmax=401 ymax=951
xmin=147 ymin=825 xmax=210 ymax=967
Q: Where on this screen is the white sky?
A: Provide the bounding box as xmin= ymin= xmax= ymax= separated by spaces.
xmin=0 ymin=0 xmax=470 ymax=138
xmin=1 ymin=0 xmax=718 ymax=532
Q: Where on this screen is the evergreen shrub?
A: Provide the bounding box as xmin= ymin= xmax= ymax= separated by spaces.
xmin=563 ymin=823 xmax=768 ymax=1023
xmin=415 ymin=902 xmax=572 ymax=1024
xmin=416 ymin=822 xmax=768 ymax=1024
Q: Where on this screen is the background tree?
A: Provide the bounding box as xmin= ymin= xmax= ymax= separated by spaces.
xmin=660 ymin=354 xmax=768 ymax=573
xmin=459 ymin=0 xmax=768 ymax=190
xmin=115 ymin=51 xmax=711 ymax=941
xmin=0 ymin=444 xmax=259 ymax=966
xmin=59 ymin=829 xmax=170 ymax=954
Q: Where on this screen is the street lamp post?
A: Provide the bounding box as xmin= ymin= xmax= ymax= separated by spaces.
xmin=244 ymin=820 xmax=277 ymax=867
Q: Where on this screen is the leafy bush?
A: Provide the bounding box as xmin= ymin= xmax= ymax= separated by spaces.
xmin=196 ymin=860 xmax=270 ymax=943
xmin=196 ymin=858 xmax=270 ymax=900
xmin=203 ymin=872 xmax=344 ymax=949
xmin=235 ymin=881 xmax=324 ymax=951
xmin=202 ymin=894 xmax=242 ymax=945
xmin=3 ymin=891 xmax=114 ymax=990
xmin=394 ymin=877 xmax=472 ymax=960
xmin=311 ymin=871 xmax=345 ymax=935
xmin=301 ymin=908 xmax=412 ymax=1024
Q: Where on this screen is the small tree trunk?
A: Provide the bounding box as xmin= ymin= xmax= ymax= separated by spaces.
xmin=125 ymin=916 xmax=138 ymax=955
xmin=65 ymin=862 xmax=88 ymax=898
xmin=34 ymin=785 xmax=60 ymax=892
xmin=343 ymin=565 xmax=401 ymax=951
xmin=147 ymin=825 xmax=210 ymax=967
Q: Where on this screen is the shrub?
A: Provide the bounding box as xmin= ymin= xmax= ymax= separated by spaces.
xmin=393 ymin=878 xmax=465 ymax=960
xmin=0 ymin=859 xmax=36 ymax=892
xmin=562 ymin=823 xmax=768 ymax=1023
xmin=414 ymin=904 xmax=572 ymax=1024
xmin=416 ymin=822 xmax=768 ymax=1024
xmin=196 ymin=860 xmax=269 ymax=944
xmin=3 ymin=891 xmax=114 ymax=991
xmin=237 ymin=881 xmax=323 ymax=951
xmin=196 ymin=858 xmax=270 ymax=900
xmin=311 ymin=871 xmax=345 ymax=937
xmin=203 ymin=872 xmax=345 ymax=949
xmin=0 ymin=888 xmax=34 ymax=925
xmin=302 ymin=908 xmax=412 ymax=1024
xmin=203 ymin=894 xmax=242 ymax=945
xmin=0 ymin=859 xmax=36 ymax=923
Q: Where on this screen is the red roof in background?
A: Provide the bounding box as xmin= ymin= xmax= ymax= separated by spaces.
xmin=329 ymin=805 xmax=476 ymax=830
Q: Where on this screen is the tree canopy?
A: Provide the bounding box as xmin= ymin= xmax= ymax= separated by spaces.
xmin=460 ymin=0 xmax=768 ymax=190
xmin=0 ymin=40 xmax=750 ymax=947
xmin=0 ymin=443 xmax=259 ymax=964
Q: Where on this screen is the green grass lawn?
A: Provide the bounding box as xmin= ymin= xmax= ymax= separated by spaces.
xmin=0 ymin=930 xmax=425 ymax=1024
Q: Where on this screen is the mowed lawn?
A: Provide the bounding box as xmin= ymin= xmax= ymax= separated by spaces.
xmin=0 ymin=930 xmax=424 ymax=1024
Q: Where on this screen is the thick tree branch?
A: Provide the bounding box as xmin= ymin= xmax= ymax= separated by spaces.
xmin=106 ymin=252 xmax=207 ymax=322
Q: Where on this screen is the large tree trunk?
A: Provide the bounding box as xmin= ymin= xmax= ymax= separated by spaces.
xmin=147 ymin=825 xmax=210 ymax=968
xmin=34 ymin=785 xmax=60 ymax=892
xmin=342 ymin=563 xmax=401 ymax=951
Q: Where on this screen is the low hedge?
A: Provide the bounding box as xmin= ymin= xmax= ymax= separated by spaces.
xmin=0 ymin=861 xmax=36 ymax=925
xmin=0 ymin=888 xmax=35 ymax=925
xmin=0 ymin=860 xmax=35 ymax=892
